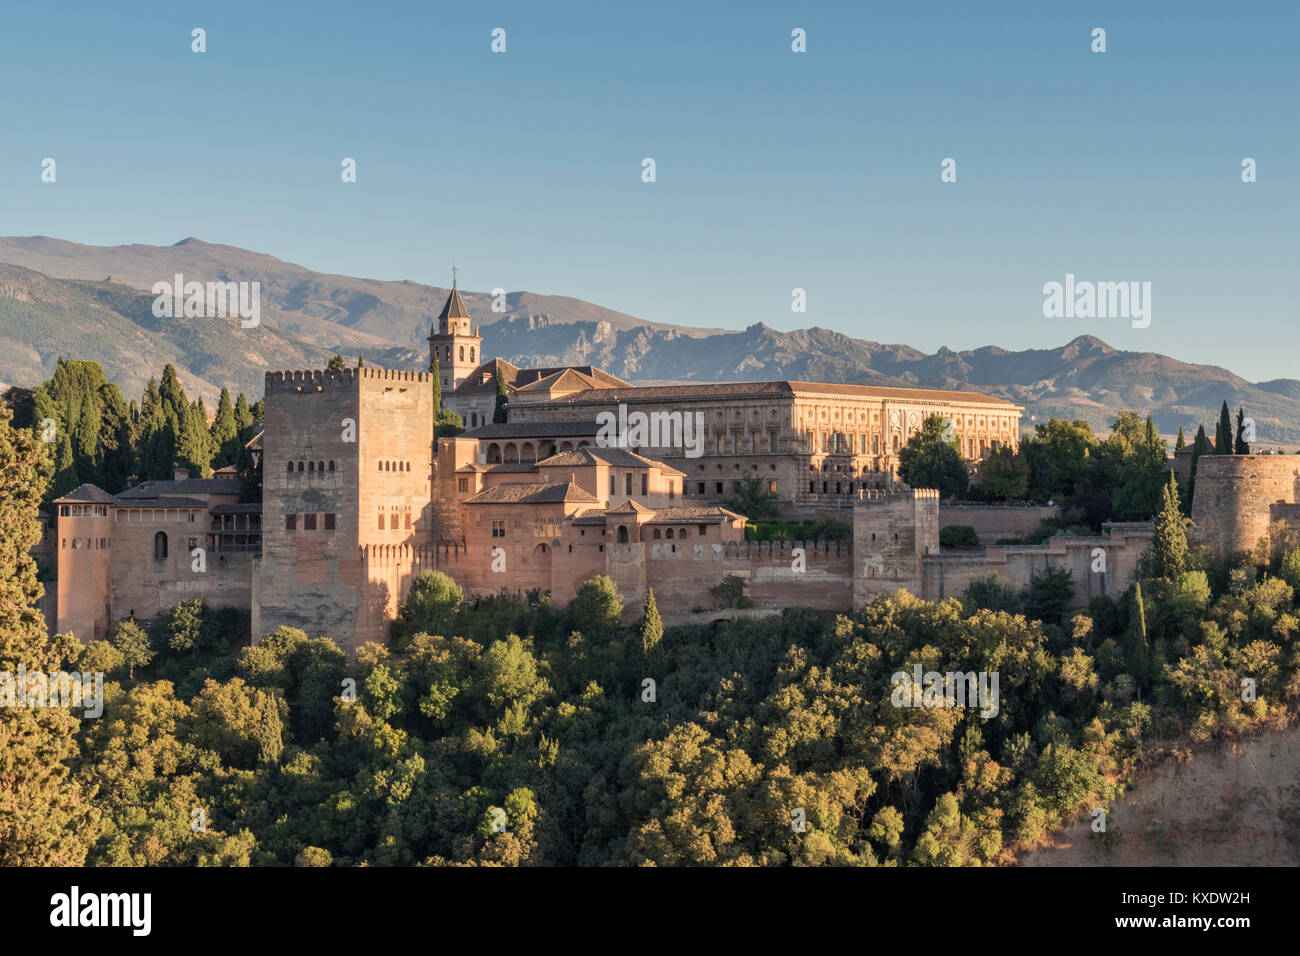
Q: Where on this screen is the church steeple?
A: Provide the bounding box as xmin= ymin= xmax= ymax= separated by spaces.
xmin=428 ymin=267 xmax=483 ymax=391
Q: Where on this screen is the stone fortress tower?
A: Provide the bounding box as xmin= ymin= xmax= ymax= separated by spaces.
xmin=253 ymin=365 xmax=435 ymax=650
xmin=1190 ymin=454 xmax=1300 ymax=558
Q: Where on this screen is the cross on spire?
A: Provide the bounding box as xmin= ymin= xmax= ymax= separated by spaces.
xmin=451 ymin=262 xmax=457 ymax=288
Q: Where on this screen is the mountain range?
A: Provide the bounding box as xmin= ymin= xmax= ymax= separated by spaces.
xmin=0 ymin=236 xmax=1295 ymax=445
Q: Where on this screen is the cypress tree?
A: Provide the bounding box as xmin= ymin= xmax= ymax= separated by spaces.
xmin=640 ymin=587 xmax=664 ymax=659
xmin=233 ymin=393 xmax=254 ymax=435
xmin=431 ymin=352 xmax=442 ymax=412
xmin=1151 ymin=469 xmax=1190 ymax=578
xmin=211 ymin=387 xmax=239 ymax=466
xmin=1234 ymin=407 xmax=1250 ymax=454
xmin=1216 ymin=401 xmax=1233 ymax=454
xmin=49 ymin=429 xmax=79 ymax=501
xmin=1125 ymin=581 xmax=1151 ymax=692
xmin=1175 ymin=426 xmax=1186 ymax=450
xmin=493 ymin=362 xmax=508 ymax=424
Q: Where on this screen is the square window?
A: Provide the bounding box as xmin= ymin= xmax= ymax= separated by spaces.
xmin=285 ymin=514 xmax=297 ymax=532
xmin=324 ymin=513 xmax=336 ymax=531
xmin=304 ymin=513 xmax=317 ymax=531
xmin=458 ymin=478 xmax=469 ymax=492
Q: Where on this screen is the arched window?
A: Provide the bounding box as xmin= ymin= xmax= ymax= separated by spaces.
xmin=470 ymin=348 xmax=475 ymax=362
xmin=679 ymin=528 xmax=688 ymax=539
xmin=297 ymin=461 xmax=304 ymax=472
xmin=459 ymin=346 xmax=465 ymax=361
xmin=154 ymin=531 xmax=168 ymax=560
xmin=308 ymin=461 xmax=315 ymax=472
xmin=652 ymin=529 xmax=662 ymax=539
xmin=445 ymin=346 xmax=451 ymax=362
xmin=318 ymin=461 xmax=324 ymax=472
xmin=378 ymin=461 xmax=383 ymax=471
xmin=617 ymin=525 xmax=629 ymax=544
xmin=328 ymin=461 xmax=335 ymax=471
xmin=665 ymin=528 xmax=673 ymax=539
xmin=286 ymin=461 xmax=294 ymax=473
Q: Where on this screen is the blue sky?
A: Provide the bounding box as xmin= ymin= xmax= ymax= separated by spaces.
xmin=3 ymin=1 xmax=1296 ymax=380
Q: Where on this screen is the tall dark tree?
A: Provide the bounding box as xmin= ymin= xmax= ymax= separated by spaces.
xmin=234 ymin=393 xmax=255 ymax=435
xmin=1215 ymin=401 xmax=1233 ymax=455
xmin=1175 ymin=426 xmax=1186 ymax=450
xmin=1234 ymin=407 xmax=1250 ymax=455
xmin=430 ymin=352 xmax=442 ymax=412
xmin=1147 ymin=470 xmax=1189 ymax=578
xmin=493 ymin=362 xmax=508 ymax=424
xmin=211 ymin=387 xmax=240 ymax=466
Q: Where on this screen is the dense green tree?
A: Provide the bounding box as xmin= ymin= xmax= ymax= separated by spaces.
xmin=725 ymin=474 xmax=779 ymax=519
xmin=975 ymin=445 xmax=1029 ymax=500
xmin=391 ymin=571 xmax=463 ymax=649
xmin=234 ymin=392 xmax=255 ymax=434
xmin=110 ymin=618 xmax=154 ymax=679
xmin=327 ymin=355 xmax=348 ymax=372
xmin=1175 ymin=426 xmax=1186 ymax=450
xmin=0 ymin=404 xmax=100 ymax=864
xmin=898 ymin=415 xmax=968 ymax=498
xmin=567 ymin=575 xmax=623 ymax=639
xmin=1021 ymin=418 xmax=1097 ymax=502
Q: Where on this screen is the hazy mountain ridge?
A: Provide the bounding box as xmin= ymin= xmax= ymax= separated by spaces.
xmin=0 ymin=237 xmax=1295 ymax=444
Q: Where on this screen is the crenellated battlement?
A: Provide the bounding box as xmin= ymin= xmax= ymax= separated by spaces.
xmin=265 ymin=366 xmax=431 ymax=395
xmin=721 ymin=538 xmax=851 ymax=559
xmin=854 ymin=486 xmax=940 ymax=503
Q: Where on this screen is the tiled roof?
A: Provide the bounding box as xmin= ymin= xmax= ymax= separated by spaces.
xmin=517 ymin=380 xmax=1018 ymax=408
xmin=117 ymin=477 xmax=243 ymax=499
xmin=114 ymin=496 xmax=209 ymax=508
xmin=604 ymin=500 xmax=654 ymax=515
xmin=536 ymin=446 xmax=676 ymax=471
xmin=436 ymin=286 xmax=472 ymax=323
xmin=464 ymin=481 xmax=600 ymax=505
xmin=452 ymin=359 xmax=630 ymax=396
xmin=644 ymin=507 xmax=742 ymax=523
xmin=55 ymin=484 xmax=116 ymax=504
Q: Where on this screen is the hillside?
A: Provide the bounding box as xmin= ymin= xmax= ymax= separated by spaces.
xmin=0 ymin=236 xmax=1296 ymax=443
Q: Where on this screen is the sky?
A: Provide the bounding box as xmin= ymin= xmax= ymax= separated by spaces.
xmin=2 ymin=0 xmax=1297 ymax=380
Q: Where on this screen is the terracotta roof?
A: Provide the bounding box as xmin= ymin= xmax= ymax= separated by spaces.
xmin=55 ymin=484 xmax=116 ymax=504
xmin=644 ymin=507 xmax=742 ymax=523
xmin=515 ymin=380 xmax=1018 ymax=408
xmin=604 ymin=500 xmax=654 ymax=515
xmin=455 ymin=462 xmax=538 ymax=473
xmin=535 ymin=446 xmax=680 ymax=473
xmin=464 ymin=481 xmax=600 ymax=505
xmin=452 ymin=359 xmax=630 ymax=396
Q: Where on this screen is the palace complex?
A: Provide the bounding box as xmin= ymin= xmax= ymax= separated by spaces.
xmin=35 ymin=284 xmax=1300 ymax=651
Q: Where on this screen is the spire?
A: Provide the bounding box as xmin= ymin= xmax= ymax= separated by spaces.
xmin=436 ymin=281 xmax=471 ymax=326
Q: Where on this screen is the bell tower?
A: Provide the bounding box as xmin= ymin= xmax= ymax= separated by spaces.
xmin=427 ymin=266 xmax=483 ymax=392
